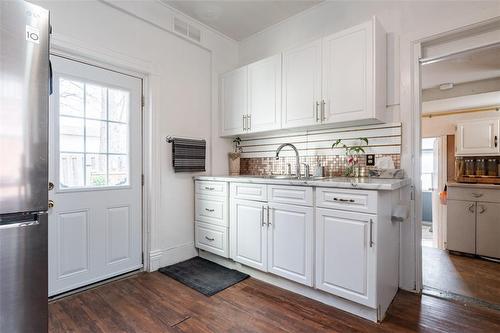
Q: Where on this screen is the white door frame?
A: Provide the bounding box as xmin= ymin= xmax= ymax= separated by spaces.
xmin=410 ymin=18 xmax=500 ymax=292
xmin=49 ymin=34 xmax=158 ymax=272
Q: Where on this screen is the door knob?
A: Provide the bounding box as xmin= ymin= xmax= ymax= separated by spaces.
xmin=48 ymin=182 xmax=54 ymax=191
xmin=48 ymin=200 xmax=54 ymax=208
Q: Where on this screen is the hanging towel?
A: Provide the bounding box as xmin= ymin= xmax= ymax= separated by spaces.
xmin=171 ymin=137 xmax=206 ymax=172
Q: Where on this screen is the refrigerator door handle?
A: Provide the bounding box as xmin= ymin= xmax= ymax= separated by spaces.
xmin=49 ymin=60 xmax=53 ymax=95
xmin=0 ymin=220 xmax=39 ymax=230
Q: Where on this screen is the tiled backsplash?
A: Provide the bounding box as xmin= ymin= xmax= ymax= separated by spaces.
xmin=240 ymin=154 xmax=401 ymax=177
xmin=237 ymin=123 xmax=402 ymax=176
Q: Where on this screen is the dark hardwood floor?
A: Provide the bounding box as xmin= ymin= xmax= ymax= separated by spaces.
xmin=49 ymin=272 xmax=500 ymax=333
xmin=423 ymin=246 xmax=500 ymax=306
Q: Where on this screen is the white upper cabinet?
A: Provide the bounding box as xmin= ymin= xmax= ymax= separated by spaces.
xmin=322 ymin=19 xmax=386 ymax=126
xmin=248 ymin=54 xmax=282 ymax=133
xmin=220 ymin=67 xmax=247 ymax=136
xmin=282 ymin=40 xmax=322 ymax=128
xmin=219 ymin=17 xmax=386 ymax=136
xmin=455 ymin=118 xmax=500 ymax=156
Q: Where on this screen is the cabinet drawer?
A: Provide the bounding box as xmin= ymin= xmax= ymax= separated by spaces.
xmin=231 ymin=183 xmax=267 ymax=201
xmin=448 ymin=187 xmax=500 ymax=203
xmin=195 ymin=194 xmax=228 ymax=227
xmin=196 ymin=181 xmax=228 ymax=197
xmin=195 ymin=222 xmax=228 ymax=258
xmin=316 ymin=187 xmax=377 ymax=214
xmin=268 ymin=185 xmax=313 ymax=206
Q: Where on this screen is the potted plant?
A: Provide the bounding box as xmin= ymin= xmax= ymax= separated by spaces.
xmin=332 ymin=137 xmax=369 ymax=177
xmin=228 ymin=137 xmax=242 ymax=176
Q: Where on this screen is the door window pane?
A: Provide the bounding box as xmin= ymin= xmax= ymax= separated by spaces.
xmin=60 ymin=153 xmax=84 ymax=188
xmin=109 ymin=155 xmax=129 ymax=186
xmin=86 ymin=120 xmax=107 ymax=153
xmin=85 ymin=154 xmax=107 ymax=187
xmin=58 ymin=77 xmax=130 ymax=189
xmin=108 ymin=89 xmax=129 ymax=123
xmin=59 ymin=116 xmax=84 ymax=152
xmin=59 ymin=78 xmax=84 ymax=117
xmin=85 ymin=84 xmax=107 ymax=120
xmin=109 ymin=122 xmax=128 ymax=154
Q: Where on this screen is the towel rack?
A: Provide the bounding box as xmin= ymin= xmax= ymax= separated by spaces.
xmin=166 ymin=135 xmax=205 ymax=143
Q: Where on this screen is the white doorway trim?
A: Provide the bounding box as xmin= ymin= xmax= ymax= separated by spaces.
xmin=410 ymin=18 xmax=500 ymax=293
xmin=49 ymin=33 xmax=159 ymax=272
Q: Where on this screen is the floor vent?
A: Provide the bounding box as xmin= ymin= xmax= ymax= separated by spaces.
xmin=174 ymin=17 xmax=202 ymax=43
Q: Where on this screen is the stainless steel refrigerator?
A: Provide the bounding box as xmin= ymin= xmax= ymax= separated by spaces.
xmin=0 ymin=1 xmax=50 ymax=332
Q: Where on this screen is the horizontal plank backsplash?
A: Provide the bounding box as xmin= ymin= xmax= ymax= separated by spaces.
xmin=239 ymin=123 xmax=402 ymax=158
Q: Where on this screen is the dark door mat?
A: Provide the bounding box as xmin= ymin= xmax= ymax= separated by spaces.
xmin=158 ymin=257 xmax=249 ymax=296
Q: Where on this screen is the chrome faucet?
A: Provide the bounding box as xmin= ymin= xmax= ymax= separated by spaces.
xmin=275 ymin=143 xmax=301 ymax=178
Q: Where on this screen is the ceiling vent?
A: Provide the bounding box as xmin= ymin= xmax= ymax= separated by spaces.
xmin=173 ymin=17 xmax=202 ymax=43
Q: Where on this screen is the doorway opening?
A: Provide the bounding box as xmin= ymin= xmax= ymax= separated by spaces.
xmin=419 ymin=43 xmax=500 ymax=308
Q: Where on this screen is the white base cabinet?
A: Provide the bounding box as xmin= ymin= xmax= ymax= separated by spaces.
xmin=268 ymin=203 xmax=314 ymax=286
xmin=230 ymin=198 xmax=267 ymax=271
xmin=229 ymin=183 xmax=314 ymax=286
xmin=195 ymin=179 xmax=402 ymax=322
xmin=316 ymin=209 xmax=376 ymax=307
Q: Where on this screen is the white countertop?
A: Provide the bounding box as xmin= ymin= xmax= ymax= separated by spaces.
xmin=447 ymin=182 xmax=500 ymax=190
xmin=194 ymin=175 xmax=410 ymax=191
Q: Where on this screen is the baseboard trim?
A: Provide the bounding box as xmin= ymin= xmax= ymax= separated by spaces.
xmin=149 ymin=242 xmax=197 ymax=271
xmin=199 ymin=250 xmax=378 ymax=323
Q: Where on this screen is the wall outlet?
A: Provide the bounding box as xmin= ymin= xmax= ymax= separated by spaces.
xmin=366 ymin=154 xmax=375 ymax=166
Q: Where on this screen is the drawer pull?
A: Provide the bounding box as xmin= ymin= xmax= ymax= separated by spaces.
xmin=479 ymin=205 xmax=486 ymax=214
xmin=205 ymin=236 xmax=215 ymax=241
xmin=471 ymin=193 xmax=483 ymax=198
xmin=333 ymin=197 xmax=355 ymax=203
xmin=204 ymin=186 xmax=215 ymax=191
xmin=205 ymin=208 xmax=215 ymax=212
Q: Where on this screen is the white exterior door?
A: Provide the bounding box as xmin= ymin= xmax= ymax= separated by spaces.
xmin=230 ymin=199 xmax=267 ymax=271
xmin=48 ymin=56 xmax=142 ymax=296
xmin=456 ymin=119 xmax=500 ymax=156
xmin=247 ymin=54 xmax=282 ymax=133
xmin=315 ymin=208 xmax=376 ymax=308
xmin=322 ymin=22 xmax=372 ymax=124
xmin=267 ymin=203 xmax=313 ymax=286
xmin=220 ymin=67 xmax=247 ymax=136
xmin=282 ymin=39 xmax=322 ymax=129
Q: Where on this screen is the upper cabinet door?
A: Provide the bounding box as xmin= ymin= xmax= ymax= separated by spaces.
xmin=322 ymin=19 xmax=386 ymax=125
xmin=220 ymin=67 xmax=247 ymax=136
xmin=456 ymin=119 xmax=500 ymax=156
xmin=282 ymin=40 xmax=322 ymax=129
xmin=247 ymin=54 xmax=282 ymax=133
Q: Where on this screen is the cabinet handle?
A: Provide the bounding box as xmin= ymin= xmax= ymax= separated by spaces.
xmin=471 ymin=193 xmax=483 ymax=198
xmin=243 ymin=115 xmax=247 ymax=131
xmin=204 ymin=186 xmax=215 ymax=191
xmin=205 ymin=208 xmax=214 ymax=212
xmin=479 ymin=205 xmax=486 ymax=214
xmin=261 ymin=205 xmax=266 ymax=226
xmin=369 ymin=219 xmax=374 ymax=247
xmin=321 ymin=100 xmax=326 ymax=121
xmin=468 ymin=203 xmax=475 ymax=213
xmin=247 ymin=114 xmax=251 ymax=131
xmin=495 ymin=135 xmax=498 ymax=148
xmin=267 ymin=206 xmax=272 ymax=227
xmin=315 ymin=101 xmax=320 ymax=122
xmin=205 ymin=236 xmax=215 ymax=241
xmin=333 ymin=197 xmax=355 ymax=203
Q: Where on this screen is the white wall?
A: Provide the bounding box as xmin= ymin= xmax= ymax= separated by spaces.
xmin=237 ymin=0 xmax=500 ymax=291
xmin=33 ymin=0 xmax=238 ymax=270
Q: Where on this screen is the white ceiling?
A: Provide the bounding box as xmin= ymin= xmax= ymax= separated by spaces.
xmin=422 ymin=45 xmax=500 ymax=89
xmin=163 ymin=0 xmax=323 ymax=41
